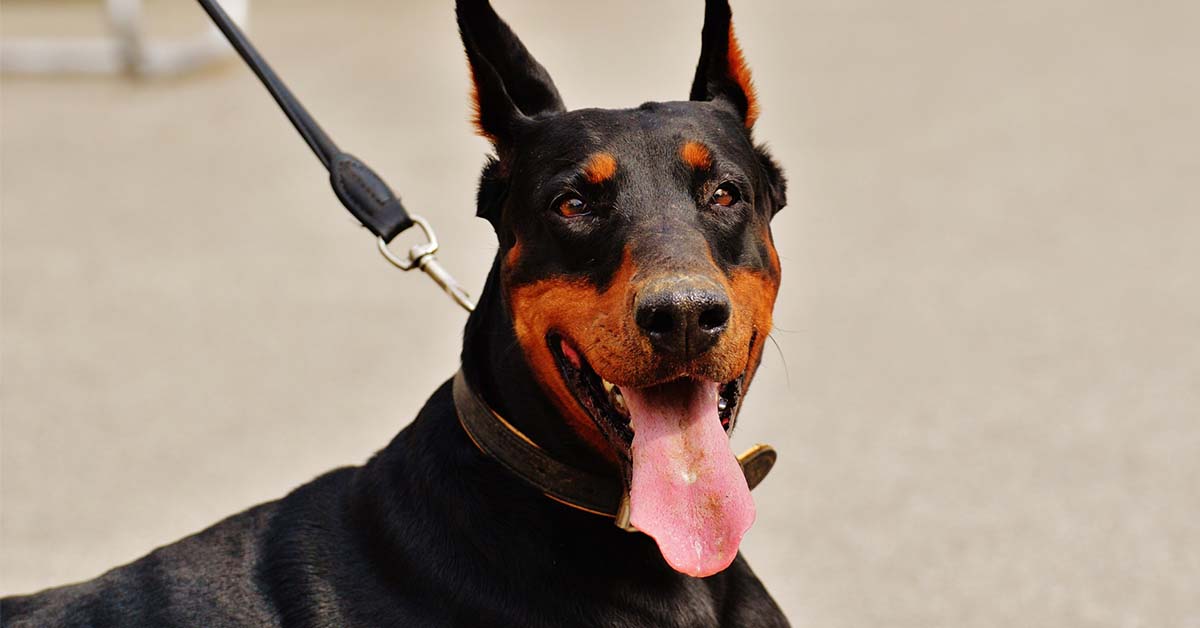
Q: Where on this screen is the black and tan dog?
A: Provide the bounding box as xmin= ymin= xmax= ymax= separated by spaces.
xmin=2 ymin=0 xmax=789 ymax=625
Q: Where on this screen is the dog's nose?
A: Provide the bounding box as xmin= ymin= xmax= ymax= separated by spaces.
xmin=635 ymin=279 xmax=731 ymax=359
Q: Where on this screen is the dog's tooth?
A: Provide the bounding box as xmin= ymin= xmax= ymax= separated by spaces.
xmin=718 ymin=397 xmax=729 ymax=412
xmin=611 ymin=386 xmax=627 ymax=414
xmin=602 ymin=379 xmax=615 ymax=393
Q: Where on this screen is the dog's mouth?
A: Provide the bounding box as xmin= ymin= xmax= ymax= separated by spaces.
xmin=548 ymin=335 xmax=744 ymax=449
xmin=547 ymin=334 xmax=755 ymax=578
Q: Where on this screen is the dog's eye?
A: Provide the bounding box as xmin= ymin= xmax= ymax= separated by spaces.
xmin=554 ymin=195 xmax=590 ymax=218
xmin=710 ymin=183 xmax=741 ymax=208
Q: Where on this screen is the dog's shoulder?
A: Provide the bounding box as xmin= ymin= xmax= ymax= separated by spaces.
xmin=2 ymin=496 xmax=284 ymax=627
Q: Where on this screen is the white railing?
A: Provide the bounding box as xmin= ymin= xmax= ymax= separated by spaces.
xmin=1 ymin=0 xmax=248 ymax=76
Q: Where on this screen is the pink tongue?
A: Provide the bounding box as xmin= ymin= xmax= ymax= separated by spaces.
xmin=623 ymin=379 xmax=755 ymax=577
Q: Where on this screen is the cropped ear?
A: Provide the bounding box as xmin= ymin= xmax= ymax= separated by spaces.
xmin=456 ymin=0 xmax=566 ymax=145
xmin=688 ymin=0 xmax=759 ymax=129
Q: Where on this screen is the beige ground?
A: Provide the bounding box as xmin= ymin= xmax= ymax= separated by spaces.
xmin=3 ymin=0 xmax=1198 ymax=625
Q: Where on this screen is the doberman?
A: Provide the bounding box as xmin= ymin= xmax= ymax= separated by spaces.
xmin=1 ymin=0 xmax=789 ymax=625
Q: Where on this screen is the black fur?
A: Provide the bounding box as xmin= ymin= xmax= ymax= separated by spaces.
xmin=3 ymin=383 xmax=785 ymax=627
xmin=2 ymin=1 xmax=789 ymax=625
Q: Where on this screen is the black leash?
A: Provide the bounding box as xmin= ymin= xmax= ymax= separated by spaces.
xmin=196 ymin=0 xmax=474 ymax=311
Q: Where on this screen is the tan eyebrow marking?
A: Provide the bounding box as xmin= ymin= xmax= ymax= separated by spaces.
xmin=583 ymin=152 xmax=618 ymax=184
xmin=680 ymin=141 xmax=713 ymax=170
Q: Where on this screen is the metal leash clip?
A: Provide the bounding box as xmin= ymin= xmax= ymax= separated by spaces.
xmin=377 ymin=216 xmax=476 ymax=313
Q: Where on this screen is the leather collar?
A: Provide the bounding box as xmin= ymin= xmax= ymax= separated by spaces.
xmin=452 ymin=370 xmax=776 ymax=531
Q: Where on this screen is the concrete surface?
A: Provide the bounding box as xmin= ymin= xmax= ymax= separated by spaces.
xmin=2 ymin=0 xmax=1198 ymax=625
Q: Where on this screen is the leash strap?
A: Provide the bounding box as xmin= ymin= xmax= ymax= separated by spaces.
xmin=196 ymin=0 xmax=475 ymax=311
xmin=196 ymin=0 xmax=411 ymax=241
xmin=452 ymin=370 xmax=778 ymax=530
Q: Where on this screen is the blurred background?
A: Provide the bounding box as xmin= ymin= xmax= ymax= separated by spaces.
xmin=2 ymin=0 xmax=1198 ymax=625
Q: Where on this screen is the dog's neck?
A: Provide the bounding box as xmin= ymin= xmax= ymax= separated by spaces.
xmin=460 ymin=257 xmax=617 ymax=476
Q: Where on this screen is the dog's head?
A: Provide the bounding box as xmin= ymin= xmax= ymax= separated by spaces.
xmin=458 ymin=0 xmax=785 ymax=577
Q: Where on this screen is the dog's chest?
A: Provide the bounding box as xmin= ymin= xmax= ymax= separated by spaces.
xmin=380 ymin=584 xmax=726 ymax=628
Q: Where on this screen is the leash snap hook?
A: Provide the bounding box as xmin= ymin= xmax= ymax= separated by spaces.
xmin=377 ymin=214 xmax=438 ymax=272
xmin=377 ymin=215 xmax=476 ymax=313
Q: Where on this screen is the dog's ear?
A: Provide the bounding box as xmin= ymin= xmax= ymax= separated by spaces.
xmin=457 ymin=0 xmax=566 ymax=146
xmin=689 ymin=0 xmax=758 ymax=129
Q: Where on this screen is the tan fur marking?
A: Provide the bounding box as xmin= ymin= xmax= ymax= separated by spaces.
xmin=583 ymin=153 xmax=618 ymax=184
xmin=508 ymin=250 xmax=639 ymax=466
xmin=681 ymin=141 xmax=713 ymax=170
xmin=505 ymin=240 xmax=523 ymax=269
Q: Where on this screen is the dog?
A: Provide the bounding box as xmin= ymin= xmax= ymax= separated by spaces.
xmin=2 ymin=0 xmax=789 ymax=625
